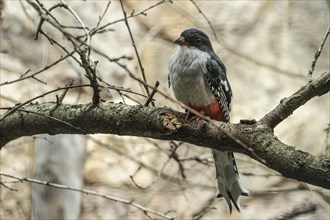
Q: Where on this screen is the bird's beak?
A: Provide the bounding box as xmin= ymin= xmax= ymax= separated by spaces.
xmin=174 ymin=36 xmax=189 ymax=46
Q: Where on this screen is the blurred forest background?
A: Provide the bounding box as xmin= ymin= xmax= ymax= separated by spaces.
xmin=0 ymin=0 xmax=329 ymax=219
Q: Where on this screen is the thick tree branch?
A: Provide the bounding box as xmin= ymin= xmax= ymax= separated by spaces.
xmin=1 ymin=73 xmax=329 ymax=189
xmin=0 ymin=105 xmax=329 ymax=188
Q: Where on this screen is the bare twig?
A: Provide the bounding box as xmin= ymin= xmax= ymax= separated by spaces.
xmin=129 ymin=166 xmax=147 ymax=190
xmin=308 ymin=24 xmax=330 ymax=77
xmin=190 ymin=0 xmax=219 ymax=41
xmin=60 ymin=0 xmax=91 ymax=48
xmin=0 ymin=84 xmax=91 ymax=121
xmin=56 ymin=80 xmax=74 ymax=104
xmin=158 ymin=141 xmax=186 ymax=179
xmin=144 ymin=81 xmax=159 ymax=106
xmin=119 ymin=0 xmax=150 ymax=97
xmin=179 ymin=156 xmax=213 ymax=166
xmin=90 ymin=1 xmax=111 ymax=36
xmin=93 ymin=0 xmax=171 ymax=35
xmin=170 ymin=142 xmax=186 ymax=179
xmin=34 ymin=2 xmax=64 ymax=40
xmin=0 ymin=52 xmax=75 ymax=87
xmin=0 ymin=181 xmax=18 ymax=191
xmin=0 ymin=173 xmax=174 ymax=220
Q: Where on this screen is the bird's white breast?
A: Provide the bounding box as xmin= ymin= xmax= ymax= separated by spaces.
xmin=168 ymin=46 xmax=216 ymax=106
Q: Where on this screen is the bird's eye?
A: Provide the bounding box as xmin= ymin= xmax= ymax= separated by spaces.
xmin=195 ymin=38 xmax=202 ymax=45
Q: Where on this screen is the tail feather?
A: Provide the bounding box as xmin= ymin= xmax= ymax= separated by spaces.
xmin=212 ymin=150 xmax=248 ymax=213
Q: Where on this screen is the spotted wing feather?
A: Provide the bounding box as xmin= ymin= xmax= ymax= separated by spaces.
xmin=204 ymin=54 xmax=232 ymax=122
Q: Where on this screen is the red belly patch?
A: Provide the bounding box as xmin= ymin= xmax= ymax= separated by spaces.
xmin=188 ymin=101 xmax=225 ymax=121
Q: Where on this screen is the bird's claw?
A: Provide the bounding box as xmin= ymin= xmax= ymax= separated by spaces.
xmin=185 ymin=110 xmax=206 ymax=122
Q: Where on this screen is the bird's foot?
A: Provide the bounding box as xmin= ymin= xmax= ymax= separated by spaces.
xmin=185 ymin=110 xmax=206 ymax=122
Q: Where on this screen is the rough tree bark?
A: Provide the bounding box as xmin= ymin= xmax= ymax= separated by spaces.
xmin=0 ymin=72 xmax=329 ymax=189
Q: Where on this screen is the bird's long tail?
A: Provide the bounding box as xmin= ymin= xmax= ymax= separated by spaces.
xmin=212 ymin=150 xmax=248 ymax=213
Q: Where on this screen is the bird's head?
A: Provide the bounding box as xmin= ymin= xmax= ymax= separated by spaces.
xmin=174 ymin=28 xmax=214 ymax=52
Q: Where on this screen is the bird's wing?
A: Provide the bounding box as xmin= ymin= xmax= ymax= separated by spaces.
xmin=204 ymin=53 xmax=233 ymax=122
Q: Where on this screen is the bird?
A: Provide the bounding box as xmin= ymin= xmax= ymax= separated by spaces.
xmin=168 ymin=28 xmax=248 ymax=213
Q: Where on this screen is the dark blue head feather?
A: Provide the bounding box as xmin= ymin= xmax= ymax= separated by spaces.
xmin=177 ymin=28 xmax=214 ymax=52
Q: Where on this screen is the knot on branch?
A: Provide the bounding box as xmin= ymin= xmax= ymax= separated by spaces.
xmin=160 ymin=113 xmax=181 ymax=132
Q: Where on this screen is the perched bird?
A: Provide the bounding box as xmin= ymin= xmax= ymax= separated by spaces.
xmin=168 ymin=28 xmax=248 ymax=213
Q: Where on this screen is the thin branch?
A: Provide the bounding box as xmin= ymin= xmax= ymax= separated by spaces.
xmin=60 ymin=0 xmax=91 ymax=47
xmin=0 ymin=84 xmax=91 ymax=121
xmin=144 ymin=81 xmax=159 ymax=106
xmin=93 ymin=0 xmax=171 ymax=35
xmin=90 ymin=1 xmax=111 ymax=35
xmin=56 ymin=80 xmax=74 ymax=104
xmin=158 ymin=141 xmax=186 ymax=179
xmin=129 ymin=166 xmax=147 ymax=190
xmin=179 ymin=156 xmax=213 ymax=166
xmin=169 ymin=141 xmax=186 ymax=179
xmin=0 ymin=52 xmax=75 ymax=87
xmin=34 ymin=2 xmax=64 ymax=40
xmin=120 ymin=0 xmax=150 ymax=97
xmin=0 ymin=181 xmax=18 ymax=191
xmin=190 ymin=0 xmax=219 ymax=41
xmin=308 ymin=24 xmax=330 ymax=77
xmin=0 ymin=173 xmax=174 ymax=220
